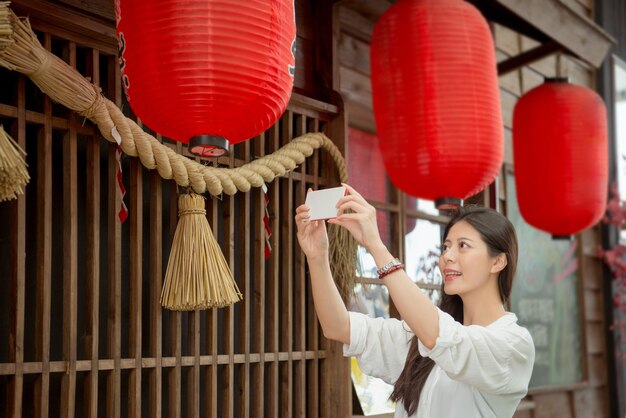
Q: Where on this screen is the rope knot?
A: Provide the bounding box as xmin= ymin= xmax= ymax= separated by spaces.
xmin=179 ymin=208 xmax=206 ymax=216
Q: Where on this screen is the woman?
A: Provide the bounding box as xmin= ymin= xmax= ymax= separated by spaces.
xmin=294 ymin=184 xmax=535 ymax=418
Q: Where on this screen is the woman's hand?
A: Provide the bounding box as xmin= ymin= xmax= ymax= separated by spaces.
xmin=295 ymin=194 xmax=329 ymax=260
xmin=328 ymin=183 xmax=385 ymax=251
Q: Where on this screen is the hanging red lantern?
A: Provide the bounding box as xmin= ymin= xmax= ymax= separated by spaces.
xmin=513 ymin=78 xmax=608 ymax=238
xmin=371 ymin=0 xmax=503 ymax=210
xmin=115 ymin=0 xmax=296 ymax=156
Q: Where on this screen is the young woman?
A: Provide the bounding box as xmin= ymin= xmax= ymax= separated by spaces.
xmin=294 ymin=184 xmax=535 ymax=418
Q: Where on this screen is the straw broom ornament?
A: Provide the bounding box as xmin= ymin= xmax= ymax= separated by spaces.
xmin=0 ymin=124 xmax=29 ymax=202
xmin=161 ymin=193 xmax=242 ymax=310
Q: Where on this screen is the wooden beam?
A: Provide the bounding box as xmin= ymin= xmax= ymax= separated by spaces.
xmin=469 ymin=0 xmax=615 ymax=68
xmin=497 ymin=41 xmax=563 ymax=76
xmin=11 ymin=0 xmax=117 ymax=54
xmin=340 ymin=0 xmax=392 ymax=20
xmin=338 ymin=5 xmax=376 ymax=43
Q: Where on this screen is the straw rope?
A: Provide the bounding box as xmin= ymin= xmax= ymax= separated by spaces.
xmin=0 ymin=124 xmax=29 ymax=201
xmin=0 ymin=2 xmax=357 ymax=302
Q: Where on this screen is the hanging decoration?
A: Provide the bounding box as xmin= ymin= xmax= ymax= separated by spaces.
xmin=0 ymin=124 xmax=29 ymax=202
xmin=0 ymin=3 xmax=357 ymax=309
xmin=115 ymin=0 xmax=296 ymax=157
xmin=162 ymin=193 xmax=242 ymax=310
xmin=370 ymin=0 xmax=503 ymax=209
xmin=262 ymin=183 xmax=273 ymax=259
xmin=513 ymin=77 xmax=608 ymax=238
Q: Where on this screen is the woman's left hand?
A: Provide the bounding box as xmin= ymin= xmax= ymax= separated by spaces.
xmin=328 ymin=183 xmax=385 ymax=251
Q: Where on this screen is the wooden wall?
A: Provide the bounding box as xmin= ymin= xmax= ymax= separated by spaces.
xmin=337 ymin=1 xmax=611 ymax=417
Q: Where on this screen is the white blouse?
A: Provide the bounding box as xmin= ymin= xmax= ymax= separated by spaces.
xmin=344 ymin=309 xmax=535 ymax=418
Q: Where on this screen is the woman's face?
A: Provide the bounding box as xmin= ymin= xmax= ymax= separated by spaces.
xmin=439 ymin=220 xmax=499 ymax=297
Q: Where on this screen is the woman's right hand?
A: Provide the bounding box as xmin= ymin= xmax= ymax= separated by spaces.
xmin=295 ymin=202 xmax=329 ymax=260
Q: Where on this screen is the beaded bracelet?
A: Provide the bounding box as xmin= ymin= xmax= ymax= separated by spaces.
xmin=378 ymin=263 xmax=405 ymax=279
xmin=376 ymin=258 xmax=404 ymax=279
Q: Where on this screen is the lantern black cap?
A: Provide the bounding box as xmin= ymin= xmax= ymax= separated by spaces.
xmin=189 ymin=135 xmax=229 ymax=157
xmin=552 ymin=234 xmax=573 ymax=241
xmin=435 ymin=197 xmax=463 ymax=211
xmin=544 ymin=77 xmax=570 ymax=83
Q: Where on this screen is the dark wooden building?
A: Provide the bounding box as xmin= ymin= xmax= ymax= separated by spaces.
xmin=0 ymin=0 xmax=622 ymax=417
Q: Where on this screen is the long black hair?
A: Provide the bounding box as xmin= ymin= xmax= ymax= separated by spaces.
xmin=390 ymin=206 xmax=518 ymax=415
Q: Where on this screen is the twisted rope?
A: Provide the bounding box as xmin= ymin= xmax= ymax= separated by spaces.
xmin=0 ymin=5 xmax=348 ymax=194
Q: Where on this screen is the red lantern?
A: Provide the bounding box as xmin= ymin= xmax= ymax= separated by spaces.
xmin=115 ymin=0 xmax=296 ymax=156
xmin=371 ymin=0 xmax=503 ymax=209
xmin=513 ymin=78 xmax=608 ymax=238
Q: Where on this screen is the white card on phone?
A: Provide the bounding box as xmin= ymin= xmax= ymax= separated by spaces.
xmin=305 ymin=186 xmax=347 ymax=221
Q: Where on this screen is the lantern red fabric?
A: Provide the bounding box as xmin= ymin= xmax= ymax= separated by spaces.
xmin=115 ymin=0 xmax=296 ymax=156
xmin=371 ymin=0 xmax=503 ymax=209
xmin=513 ymin=79 xmax=608 ymax=237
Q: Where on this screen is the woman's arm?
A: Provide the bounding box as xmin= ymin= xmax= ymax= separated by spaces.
xmin=329 ymin=184 xmax=440 ymax=348
xmin=307 ymin=254 xmax=350 ymax=344
xmin=295 ymin=201 xmax=350 ymax=344
xmin=368 ymin=243 xmax=440 ymax=348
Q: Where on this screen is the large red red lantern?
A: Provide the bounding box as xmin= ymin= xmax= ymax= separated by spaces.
xmin=371 ymin=0 xmax=503 ymax=209
xmin=513 ymin=78 xmax=608 ymax=238
xmin=115 ymin=0 xmax=296 ymax=156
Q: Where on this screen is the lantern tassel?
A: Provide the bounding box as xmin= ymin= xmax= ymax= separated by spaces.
xmin=161 ymin=193 xmax=242 ymax=310
xmin=0 ymin=124 xmax=29 ymax=202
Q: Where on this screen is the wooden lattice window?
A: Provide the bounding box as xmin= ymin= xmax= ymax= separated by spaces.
xmin=0 ymin=17 xmax=350 ymax=418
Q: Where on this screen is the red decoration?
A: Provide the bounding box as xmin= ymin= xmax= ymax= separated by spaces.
xmin=370 ymin=0 xmax=503 ymax=209
xmin=115 ymin=0 xmax=296 ymax=156
xmin=513 ymin=78 xmax=608 ymax=237
xmin=348 ymin=128 xmax=390 ymax=242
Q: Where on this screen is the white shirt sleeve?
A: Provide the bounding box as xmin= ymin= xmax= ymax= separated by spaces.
xmin=418 ymin=308 xmax=535 ymax=395
xmin=343 ymin=311 xmax=414 ymax=385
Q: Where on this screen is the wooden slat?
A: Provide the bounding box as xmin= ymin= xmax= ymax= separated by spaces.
xmin=294 ymin=115 xmax=307 ymax=417
xmin=341 ymin=0 xmax=392 ymax=19
xmin=129 ymin=157 xmax=143 ymax=418
xmin=238 ymin=141 xmax=252 ymax=418
xmin=167 ymin=310 xmax=182 ymax=418
xmin=106 ymin=52 xmax=122 ymax=418
xmin=61 ymin=41 xmax=78 ymax=418
xmin=338 ymin=5 xmax=375 ymax=43
xmin=339 ymin=66 xmax=372 ymax=110
xmin=280 ymin=111 xmax=294 ymax=418
xmin=187 ymin=307 xmax=201 ymax=418
xmin=338 ymin=32 xmax=371 ymax=76
xmin=10 ymin=0 xmax=117 ymax=54
xmin=206 ymin=195 xmax=219 ymax=418
xmin=306 ymin=118 xmax=321 ymax=418
xmin=7 ymin=72 xmax=26 ymax=418
xmin=34 ymin=33 xmax=53 ymax=418
xmin=0 ymin=103 xmax=98 ymax=134
xmin=266 ymin=123 xmax=281 ymax=418
xmin=223 ymin=151 xmax=236 ymax=418
xmin=0 ymin=351 xmax=329 ymax=376
xmin=189 ymin=156 xmax=202 ymax=418
xmin=106 ymin=144 xmax=122 ymax=418
xmin=168 ymin=164 xmax=182 ymax=418
xmin=149 ymin=168 xmax=163 ymax=418
xmin=83 ymin=48 xmax=101 ymax=418
xmin=321 ymin=91 xmax=351 ymax=418
xmin=252 ymin=131 xmax=266 ymax=418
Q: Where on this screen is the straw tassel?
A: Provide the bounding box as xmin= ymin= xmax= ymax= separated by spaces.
xmin=161 ymin=193 xmax=242 ymax=310
xmin=0 ymin=124 xmax=29 ymax=202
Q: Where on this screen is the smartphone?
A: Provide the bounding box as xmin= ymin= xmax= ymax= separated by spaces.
xmin=305 ymin=186 xmax=347 ymax=221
